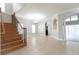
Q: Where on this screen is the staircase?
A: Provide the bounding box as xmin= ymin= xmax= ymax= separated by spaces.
xmin=0 ymin=23 xmax=25 ymax=54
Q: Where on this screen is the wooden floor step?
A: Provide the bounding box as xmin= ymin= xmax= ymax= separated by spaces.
xmin=5 ymin=32 xmax=18 ymax=34
xmin=1 ymin=40 xmax=23 ymax=49
xmin=5 ymin=30 xmax=17 ymax=32
xmin=4 ymin=23 xmax=15 ymax=26
xmin=5 ymin=31 xmax=17 ymax=34
xmin=4 ymin=25 xmax=16 ymax=27
xmin=4 ymin=24 xmax=16 ymax=30
xmin=4 ymin=36 xmax=21 ymax=40
xmin=4 ymin=34 xmax=21 ymax=38
xmin=5 ymin=28 xmax=17 ymax=31
xmin=1 ymin=37 xmax=21 ymax=43
xmin=4 ymin=28 xmax=17 ymax=30
xmin=1 ymin=43 xmax=24 ymax=54
xmin=1 ymin=36 xmax=21 ymax=43
xmin=0 ymin=23 xmax=26 ymax=54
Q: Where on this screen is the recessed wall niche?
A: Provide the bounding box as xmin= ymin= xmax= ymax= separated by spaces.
xmin=53 ymin=18 xmax=58 ymax=31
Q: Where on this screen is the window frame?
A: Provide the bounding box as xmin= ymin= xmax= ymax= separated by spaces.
xmin=65 ymin=15 xmax=78 ymax=22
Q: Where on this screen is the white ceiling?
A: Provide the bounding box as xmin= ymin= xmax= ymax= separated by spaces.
xmin=13 ymin=3 xmax=79 ymax=22
xmin=13 ymin=3 xmax=26 ymax=12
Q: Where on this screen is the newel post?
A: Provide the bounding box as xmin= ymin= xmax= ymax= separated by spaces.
xmin=23 ymin=28 xmax=27 ymax=46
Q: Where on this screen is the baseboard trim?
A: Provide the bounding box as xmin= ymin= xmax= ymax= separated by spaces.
xmin=50 ymin=35 xmax=66 ymax=41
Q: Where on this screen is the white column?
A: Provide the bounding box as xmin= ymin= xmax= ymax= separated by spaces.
xmin=35 ymin=23 xmax=38 ymax=34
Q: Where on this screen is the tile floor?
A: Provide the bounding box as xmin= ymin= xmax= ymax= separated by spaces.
xmin=7 ymin=35 xmax=79 ymax=55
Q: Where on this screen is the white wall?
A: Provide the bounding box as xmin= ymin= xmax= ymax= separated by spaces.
xmin=58 ymin=8 xmax=79 ymax=40
xmin=38 ymin=17 xmax=53 ymax=36
xmin=2 ymin=13 xmax=12 ymax=23
xmin=5 ymin=3 xmax=13 ymax=14
xmin=35 ymin=23 xmax=38 ymax=34
xmin=15 ymin=8 xmax=79 ymax=40
xmin=16 ymin=16 xmax=41 ymax=36
xmin=45 ymin=14 xmax=59 ymax=39
xmin=0 ymin=3 xmax=13 ymax=23
xmin=16 ymin=16 xmax=34 ymax=35
xmin=0 ymin=13 xmax=12 ymax=23
xmin=38 ymin=8 xmax=79 ymax=40
xmin=16 ymin=15 xmax=54 ymax=36
xmin=38 ymin=21 xmax=45 ymax=35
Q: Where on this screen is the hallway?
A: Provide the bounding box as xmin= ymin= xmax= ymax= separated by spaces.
xmin=7 ymin=35 xmax=79 ymax=55
xmin=1 ymin=3 xmax=79 ymax=55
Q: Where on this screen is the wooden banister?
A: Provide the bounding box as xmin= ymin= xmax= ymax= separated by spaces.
xmin=12 ymin=13 xmax=27 ymax=45
xmin=0 ymin=8 xmax=5 ymax=35
xmin=15 ymin=18 xmax=23 ymax=29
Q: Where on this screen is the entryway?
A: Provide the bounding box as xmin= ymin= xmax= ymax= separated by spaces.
xmin=65 ymin=15 xmax=79 ymax=42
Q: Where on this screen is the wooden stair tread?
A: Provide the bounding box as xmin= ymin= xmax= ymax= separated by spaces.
xmin=1 ymin=37 xmax=21 ymax=43
xmin=3 ymin=36 xmax=21 ymax=40
xmin=1 ymin=23 xmax=25 ymax=54
xmin=1 ymin=43 xmax=24 ymax=54
xmin=1 ymin=40 xmax=23 ymax=49
xmin=1 ymin=40 xmax=23 ymax=46
xmin=1 ymin=43 xmax=24 ymax=51
xmin=3 ymin=35 xmax=21 ymax=39
xmin=4 ymin=23 xmax=14 ymax=25
xmin=4 ymin=34 xmax=20 ymax=36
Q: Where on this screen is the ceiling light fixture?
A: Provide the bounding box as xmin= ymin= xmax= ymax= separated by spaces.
xmin=25 ymin=13 xmax=46 ymax=21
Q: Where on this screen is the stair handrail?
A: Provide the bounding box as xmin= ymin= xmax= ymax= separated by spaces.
xmin=12 ymin=13 xmax=27 ymax=45
xmin=0 ymin=8 xmax=5 ymax=35
xmin=15 ymin=17 xmax=23 ymax=29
